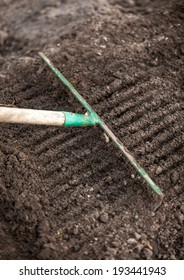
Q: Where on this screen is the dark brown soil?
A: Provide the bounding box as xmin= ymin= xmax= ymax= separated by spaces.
xmin=0 ymin=0 xmax=184 ymax=260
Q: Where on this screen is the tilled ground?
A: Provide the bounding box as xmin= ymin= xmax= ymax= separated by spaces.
xmin=0 ymin=0 xmax=184 ymax=259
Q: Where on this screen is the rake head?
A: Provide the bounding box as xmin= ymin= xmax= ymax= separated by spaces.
xmin=39 ymin=52 xmax=164 ymax=204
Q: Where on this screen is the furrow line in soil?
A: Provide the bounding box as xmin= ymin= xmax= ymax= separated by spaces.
xmin=133 ymin=125 xmax=183 ymax=156
xmin=31 ymin=129 xmax=80 ymax=156
xmin=148 ymin=128 xmax=183 ymax=154
xmin=95 ymin=87 xmax=143 ymax=114
xmin=0 ymin=124 xmax=55 ymax=147
xmin=125 ymin=102 xmax=182 ymax=134
xmin=110 ymin=97 xmax=169 ymax=130
xmin=25 ymin=128 xmax=59 ymax=148
xmin=152 ymin=153 xmax=184 ymax=175
xmin=152 ymin=142 xmax=184 ymax=164
xmin=95 ymin=77 xmax=170 ymax=114
xmin=121 ymin=103 xmax=181 ymax=137
xmin=27 ymin=124 xmax=96 ymax=155
xmin=101 ymin=91 xmax=157 ymax=122
xmin=38 ymin=137 xmax=102 ymax=166
xmin=44 ymin=148 xmax=137 ymax=195
xmin=139 ymin=138 xmax=184 ymax=169
xmin=42 ymin=150 xmax=115 ymax=186
xmin=91 ymin=75 xmax=150 ymax=106
xmin=122 ymin=109 xmax=182 ymax=148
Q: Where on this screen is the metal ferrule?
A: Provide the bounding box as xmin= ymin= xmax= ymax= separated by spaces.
xmin=63 ymin=112 xmax=97 ymax=127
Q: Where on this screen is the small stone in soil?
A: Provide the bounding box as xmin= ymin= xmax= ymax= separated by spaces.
xmin=84 ymin=149 xmax=91 ymax=155
xmin=73 ymin=227 xmax=79 ymax=235
xmin=134 ymin=232 xmax=141 ymax=240
xmin=69 ymin=179 xmax=79 ymax=186
xmin=170 ymin=254 xmax=176 ymax=260
xmin=112 ymin=241 xmax=120 ymax=248
xmin=107 ymin=79 xmax=122 ymax=93
xmin=141 ymin=233 xmax=147 ymax=240
xmin=155 ymin=166 xmax=162 ymax=175
xmin=143 ymin=248 xmax=153 ymax=259
xmin=176 ymin=213 xmax=184 ymax=224
xmin=105 ymin=176 xmax=112 ymax=184
xmin=99 ymin=213 xmax=109 ymax=223
xmin=127 ymin=238 xmax=137 ymax=245
xmin=170 ymin=171 xmax=179 ymax=184
xmin=123 ymin=180 xmax=127 ymax=186
xmin=174 ymin=184 xmax=183 ymax=194
xmin=181 ymin=204 xmax=184 ymax=214
xmin=0 ymin=30 xmax=8 ymax=46
xmin=136 ymin=244 xmax=144 ymax=253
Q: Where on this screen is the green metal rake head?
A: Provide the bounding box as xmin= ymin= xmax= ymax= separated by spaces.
xmin=39 ymin=52 xmax=164 ymax=203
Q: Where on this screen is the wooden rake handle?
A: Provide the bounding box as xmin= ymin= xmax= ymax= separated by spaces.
xmin=0 ymin=107 xmax=97 ymax=127
xmin=0 ymin=107 xmax=66 ymax=126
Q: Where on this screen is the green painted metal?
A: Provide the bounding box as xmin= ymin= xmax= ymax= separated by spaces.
xmin=39 ymin=52 xmax=102 ymax=126
xmin=39 ymin=52 xmax=164 ymax=200
xmin=64 ymin=111 xmax=97 ymax=127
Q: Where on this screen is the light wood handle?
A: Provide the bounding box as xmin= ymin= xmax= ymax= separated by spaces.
xmin=0 ymin=107 xmax=65 ymax=126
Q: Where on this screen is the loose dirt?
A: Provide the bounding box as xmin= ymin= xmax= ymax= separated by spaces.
xmin=0 ymin=0 xmax=183 ymax=259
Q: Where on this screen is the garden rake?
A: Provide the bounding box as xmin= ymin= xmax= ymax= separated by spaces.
xmin=0 ymin=52 xmax=164 ymax=204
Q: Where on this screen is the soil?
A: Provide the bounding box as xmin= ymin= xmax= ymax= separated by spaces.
xmin=0 ymin=0 xmax=184 ymax=260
